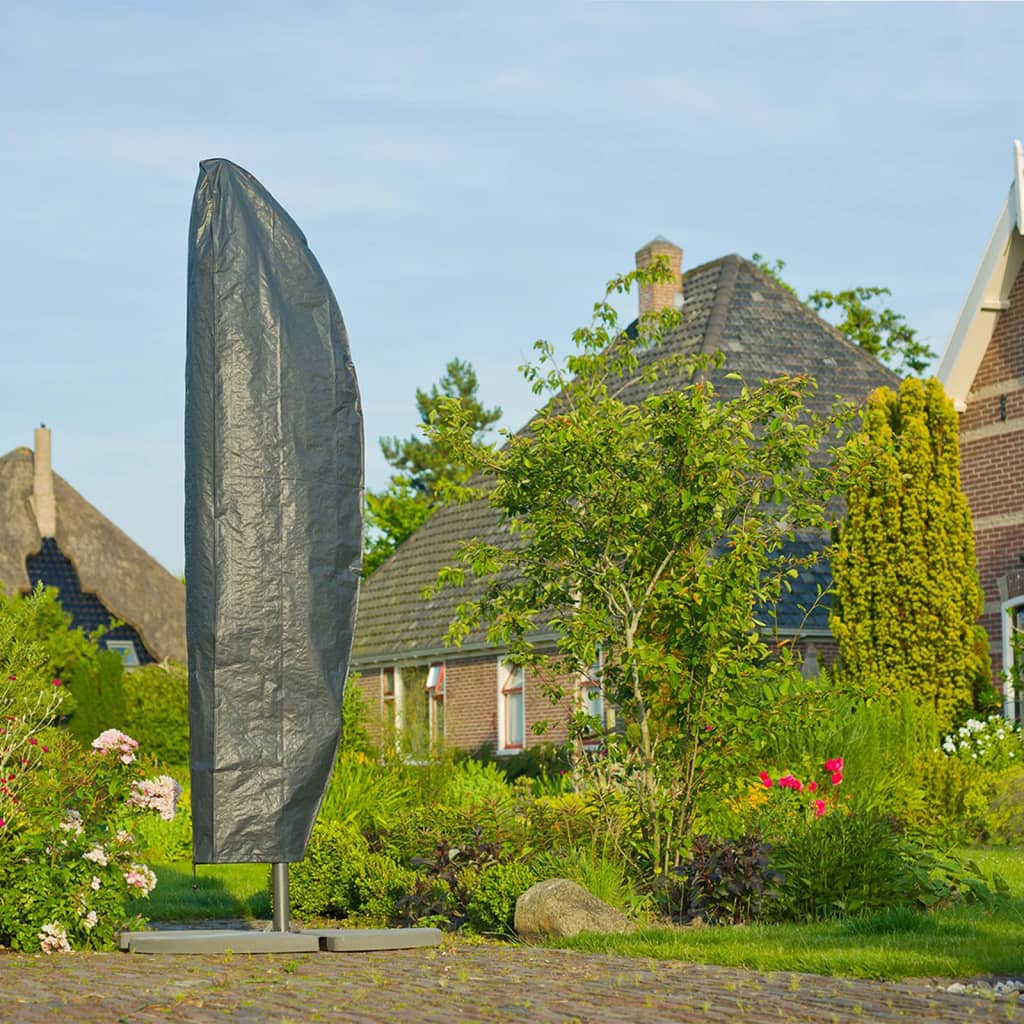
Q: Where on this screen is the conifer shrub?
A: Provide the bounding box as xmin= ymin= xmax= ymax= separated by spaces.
xmin=120 ymin=662 xmax=189 ymax=768
xmin=830 ymin=377 xmax=990 ymax=730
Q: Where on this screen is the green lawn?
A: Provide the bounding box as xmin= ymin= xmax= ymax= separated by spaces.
xmin=131 ymin=848 xmax=1024 ymax=980
xmin=551 ymin=847 xmax=1024 ymax=980
xmin=128 ymin=862 xmax=271 ymax=922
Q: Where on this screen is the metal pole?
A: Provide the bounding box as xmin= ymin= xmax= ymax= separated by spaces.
xmin=272 ymin=862 xmax=290 ymax=932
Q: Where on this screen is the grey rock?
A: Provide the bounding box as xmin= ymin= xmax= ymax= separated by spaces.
xmin=514 ymin=878 xmax=636 ymax=941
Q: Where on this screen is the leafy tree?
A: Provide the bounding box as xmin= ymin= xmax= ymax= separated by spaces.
xmin=365 ymin=359 xmax=501 ymax=575
xmin=750 ymin=254 xmax=935 ymax=376
xmin=426 ymin=259 xmax=851 ymax=873
xmin=829 ymin=377 xmax=990 ymax=730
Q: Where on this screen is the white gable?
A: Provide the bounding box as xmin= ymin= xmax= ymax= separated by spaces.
xmin=938 ymin=141 xmax=1024 ymax=410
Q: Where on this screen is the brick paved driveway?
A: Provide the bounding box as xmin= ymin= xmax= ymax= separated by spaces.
xmin=0 ymin=942 xmax=1019 ymax=1024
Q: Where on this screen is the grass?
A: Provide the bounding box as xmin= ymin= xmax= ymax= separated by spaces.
xmin=130 ymin=847 xmax=1024 ymax=980
xmin=548 ymin=846 xmax=1024 ymax=980
xmin=128 ymin=862 xmax=271 ymax=922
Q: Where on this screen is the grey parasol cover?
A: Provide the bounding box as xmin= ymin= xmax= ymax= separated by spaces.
xmin=185 ymin=158 xmax=363 ymax=863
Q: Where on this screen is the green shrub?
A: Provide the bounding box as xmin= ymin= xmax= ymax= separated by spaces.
xmin=340 ymin=677 xmax=375 ymax=755
xmin=352 ymin=853 xmax=418 ymax=926
xmin=0 ymin=724 xmax=182 ymax=951
xmin=670 ymin=834 xmax=784 ymax=924
xmin=440 ymin=758 xmax=514 ymax=811
xmin=771 ymin=810 xmax=990 ymax=921
xmin=289 ymin=820 xmax=369 ymax=919
xmin=912 ymin=750 xmax=990 ymax=843
xmin=467 ymin=861 xmax=537 ymax=935
xmin=63 ymin=650 xmax=126 ymax=749
xmin=120 ymin=662 xmax=189 ymax=766
xmin=132 ymin=773 xmax=193 ymax=862
xmin=982 ymin=768 xmax=1024 ymax=844
xmin=317 ymin=751 xmax=414 ymax=833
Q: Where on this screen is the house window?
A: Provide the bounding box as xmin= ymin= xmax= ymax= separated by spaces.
xmin=579 ymin=647 xmax=604 ymax=745
xmin=1004 ymin=600 xmax=1024 ymax=721
xmin=104 ymin=639 xmax=140 ymax=668
xmin=426 ymin=662 xmax=445 ymax=746
xmin=498 ymin=661 xmax=525 ymax=752
xmin=382 ymin=667 xmax=397 ymax=732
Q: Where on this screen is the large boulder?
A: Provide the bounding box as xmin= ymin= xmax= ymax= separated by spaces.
xmin=514 ymin=878 xmax=636 ymax=941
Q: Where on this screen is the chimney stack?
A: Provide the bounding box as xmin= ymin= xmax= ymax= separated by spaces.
xmin=635 ymin=236 xmax=683 ymax=317
xmin=32 ymin=425 xmax=56 ymax=538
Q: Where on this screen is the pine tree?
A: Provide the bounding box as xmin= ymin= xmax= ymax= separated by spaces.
xmin=830 ymin=377 xmax=990 ymax=729
xmin=364 ymin=359 xmax=501 ymax=575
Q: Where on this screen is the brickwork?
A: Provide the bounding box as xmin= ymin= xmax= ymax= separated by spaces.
xmin=960 ymin=260 xmax=1024 ymax=684
xmin=353 ymin=656 xmax=573 ymax=755
xmin=635 ymin=238 xmax=683 ymax=316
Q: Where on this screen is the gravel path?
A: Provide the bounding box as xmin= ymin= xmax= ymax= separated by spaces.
xmin=1 ymin=940 xmax=1021 ymax=1023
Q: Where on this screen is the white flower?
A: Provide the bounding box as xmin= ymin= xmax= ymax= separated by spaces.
xmin=59 ymin=810 xmax=84 ymax=836
xmin=38 ymin=923 xmax=71 ymax=954
xmin=90 ymin=876 xmax=101 ymax=891
xmin=942 ymin=738 xmax=956 ymax=754
xmin=83 ymin=845 xmax=108 ymax=866
xmin=129 ymin=776 xmax=182 ymax=821
xmin=82 ymin=910 xmax=98 ymax=931
xmin=90 ymin=728 xmax=138 ymax=764
xmin=124 ymin=864 xmax=157 ymax=896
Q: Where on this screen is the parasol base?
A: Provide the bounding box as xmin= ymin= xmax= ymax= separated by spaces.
xmin=119 ymin=926 xmax=443 ymax=955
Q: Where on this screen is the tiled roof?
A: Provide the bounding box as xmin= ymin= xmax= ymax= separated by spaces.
xmin=27 ymin=538 xmax=155 ymax=664
xmin=0 ymin=447 xmax=186 ymax=662
xmin=351 ymin=255 xmax=899 ymax=667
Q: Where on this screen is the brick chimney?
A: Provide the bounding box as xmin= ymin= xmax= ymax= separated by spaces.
xmin=32 ymin=425 xmax=56 ymax=538
xmin=635 ymin=236 xmax=683 ymax=316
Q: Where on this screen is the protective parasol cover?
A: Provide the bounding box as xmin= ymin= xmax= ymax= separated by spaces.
xmin=185 ymin=159 xmax=363 ymax=863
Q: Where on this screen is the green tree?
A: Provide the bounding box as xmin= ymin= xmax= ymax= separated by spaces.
xmin=364 ymin=359 xmax=501 ymax=575
xmin=427 ymin=259 xmax=850 ymax=873
xmin=829 ymin=377 xmax=990 ymax=730
xmin=750 ymin=254 xmax=935 ymax=376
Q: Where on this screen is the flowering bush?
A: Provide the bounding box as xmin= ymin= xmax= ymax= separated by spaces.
xmin=941 ymin=715 xmax=1024 ymax=773
xmin=0 ymin=723 xmax=178 ymax=952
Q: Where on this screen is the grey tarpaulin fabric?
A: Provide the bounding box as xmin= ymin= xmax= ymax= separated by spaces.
xmin=185 ymin=158 xmax=363 ymax=864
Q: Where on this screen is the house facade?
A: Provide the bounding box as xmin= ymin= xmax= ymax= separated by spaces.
xmin=938 ymin=142 xmax=1024 ymax=716
xmin=350 ymin=240 xmax=898 ymax=755
xmin=0 ymin=427 xmax=186 ymax=664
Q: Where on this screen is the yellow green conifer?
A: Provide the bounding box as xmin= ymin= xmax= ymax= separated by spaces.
xmin=830 ymin=377 xmax=990 ymax=729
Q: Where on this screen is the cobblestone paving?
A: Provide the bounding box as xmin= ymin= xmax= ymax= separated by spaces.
xmin=0 ymin=941 xmax=1020 ymax=1024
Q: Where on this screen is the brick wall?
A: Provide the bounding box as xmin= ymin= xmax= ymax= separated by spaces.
xmin=352 ymin=655 xmax=573 ymax=755
xmin=960 ymin=260 xmax=1024 ymax=684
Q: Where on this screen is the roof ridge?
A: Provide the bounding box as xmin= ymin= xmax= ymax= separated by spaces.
xmin=700 ymin=254 xmax=740 ymax=356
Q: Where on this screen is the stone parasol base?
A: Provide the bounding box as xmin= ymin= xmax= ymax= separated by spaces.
xmin=119 ymin=926 xmax=443 ymax=955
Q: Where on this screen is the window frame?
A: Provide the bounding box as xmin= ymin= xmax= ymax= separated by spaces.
xmin=1002 ymin=598 xmax=1024 ymax=720
xmin=497 ymin=660 xmax=525 ymax=753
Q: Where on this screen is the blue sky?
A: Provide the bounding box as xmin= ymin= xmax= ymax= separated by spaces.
xmin=2 ymin=1 xmax=1021 ymax=575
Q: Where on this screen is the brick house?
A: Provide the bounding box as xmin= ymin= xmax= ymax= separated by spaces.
xmin=0 ymin=426 xmax=186 ymax=664
xmin=350 ymin=241 xmax=898 ymax=755
xmin=938 ymin=142 xmax=1024 ymax=715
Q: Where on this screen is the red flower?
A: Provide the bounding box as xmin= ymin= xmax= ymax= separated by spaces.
xmin=51 ymin=678 xmax=62 ymax=687
xmin=807 ymin=781 xmax=818 ymax=792
xmin=758 ymin=771 xmax=774 ymax=788
xmin=27 ymin=738 xmax=37 ymax=746
xmin=823 ymin=757 xmax=843 ymax=773
xmin=831 ymin=771 xmax=843 ymax=785
xmin=813 ymin=799 xmax=827 ymax=818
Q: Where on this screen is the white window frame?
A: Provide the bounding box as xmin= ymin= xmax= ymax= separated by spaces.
xmin=382 ymin=666 xmax=402 ymax=734
xmin=104 ymin=639 xmax=140 ymax=667
xmin=497 ymin=660 xmax=525 ymax=754
xmin=426 ymin=662 xmax=446 ymax=746
xmin=1002 ymin=598 xmax=1024 ymax=720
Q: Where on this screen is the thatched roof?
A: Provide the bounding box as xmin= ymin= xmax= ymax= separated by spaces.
xmin=0 ymin=446 xmax=186 ymax=663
